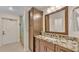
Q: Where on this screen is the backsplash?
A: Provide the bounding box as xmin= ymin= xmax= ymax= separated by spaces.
xmin=41 ymin=32 xmax=79 ymax=43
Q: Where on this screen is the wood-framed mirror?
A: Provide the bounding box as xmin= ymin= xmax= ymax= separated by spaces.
xmin=45 ymin=6 xmax=68 ymax=35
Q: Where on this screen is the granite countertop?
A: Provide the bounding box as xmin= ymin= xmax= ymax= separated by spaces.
xmin=35 ymin=35 xmax=79 ymax=52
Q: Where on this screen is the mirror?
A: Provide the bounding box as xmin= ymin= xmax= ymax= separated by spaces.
xmin=45 ymin=6 xmax=68 ymax=35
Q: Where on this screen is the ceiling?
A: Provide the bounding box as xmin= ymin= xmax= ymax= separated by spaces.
xmin=0 ymin=6 xmax=49 ymax=16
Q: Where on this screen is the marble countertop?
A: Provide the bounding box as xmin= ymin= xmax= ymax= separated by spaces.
xmin=35 ymin=35 xmax=79 ymax=52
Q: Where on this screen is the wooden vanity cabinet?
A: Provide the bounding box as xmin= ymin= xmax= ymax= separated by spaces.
xmin=35 ymin=38 xmax=55 ymax=52
xmin=35 ymin=38 xmax=74 ymax=52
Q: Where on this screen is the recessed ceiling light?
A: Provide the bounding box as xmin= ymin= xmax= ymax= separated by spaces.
xmin=9 ymin=7 xmax=14 ymax=11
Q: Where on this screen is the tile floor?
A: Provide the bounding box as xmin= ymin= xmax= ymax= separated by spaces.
xmin=0 ymin=42 xmax=25 ymax=52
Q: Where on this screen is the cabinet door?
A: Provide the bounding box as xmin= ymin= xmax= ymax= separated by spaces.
xmin=55 ymin=45 xmax=73 ymax=52
xmin=33 ymin=8 xmax=43 ymax=36
xmin=40 ymin=40 xmax=55 ymax=52
xmin=35 ymin=38 xmax=40 ymax=52
xmin=40 ymin=40 xmax=46 ymax=52
xmin=45 ymin=41 xmax=55 ymax=52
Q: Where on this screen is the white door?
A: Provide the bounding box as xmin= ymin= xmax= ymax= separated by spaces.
xmin=2 ymin=19 xmax=18 ymax=45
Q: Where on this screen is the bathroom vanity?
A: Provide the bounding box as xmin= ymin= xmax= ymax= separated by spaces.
xmin=34 ymin=34 xmax=79 ymax=52
xmin=35 ymin=38 xmax=73 ymax=52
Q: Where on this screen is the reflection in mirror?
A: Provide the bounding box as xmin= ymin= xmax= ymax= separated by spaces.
xmin=73 ymin=7 xmax=79 ymax=31
xmin=45 ymin=7 xmax=68 ymax=35
xmin=49 ymin=10 xmax=65 ymax=32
